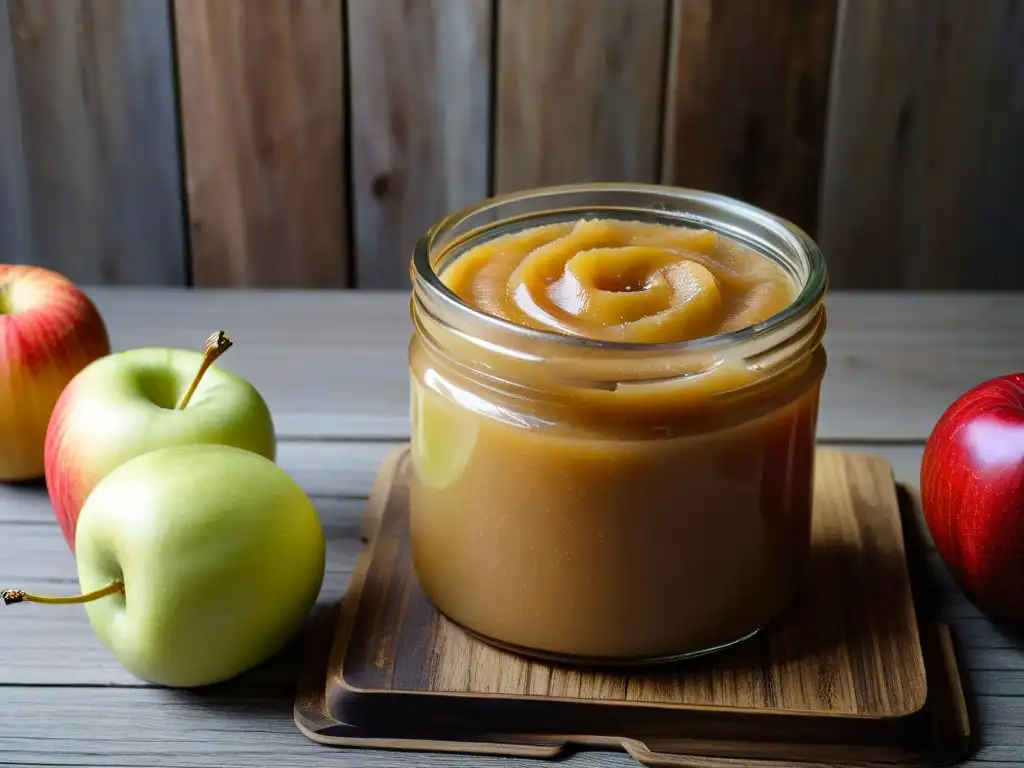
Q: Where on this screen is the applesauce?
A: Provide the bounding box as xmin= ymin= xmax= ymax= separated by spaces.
xmin=408 ymin=184 xmax=828 ymax=663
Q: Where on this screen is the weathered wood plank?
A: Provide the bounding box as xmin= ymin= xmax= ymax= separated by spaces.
xmin=820 ymin=0 xmax=1024 ymax=289
xmin=4 ymin=0 xmax=185 ymax=284
xmin=829 ymin=443 xmax=922 ymax=491
xmin=0 ymin=676 xmax=1020 ymax=766
xmin=661 ymin=0 xmax=838 ymax=233
xmin=815 ymin=291 xmax=1024 ymax=440
xmin=270 ymin=440 xmax=397 ymax=499
xmin=0 ymin=684 xmax=652 ymax=768
xmin=81 ymin=288 xmax=412 ymax=439
xmin=173 ymin=0 xmax=348 ymax=288
xmin=347 ymin=0 xmax=492 ymax=289
xmin=74 ymin=289 xmax=1024 ymax=442
xmin=0 ymin=440 xmax=397 ymax=523
xmin=494 ymin=0 xmax=668 ymax=192
xmin=1 ymin=591 xmax=1021 ymax=767
xmin=973 ymin=670 xmax=1024 ymax=698
xmin=0 ymin=6 xmax=32 ymax=264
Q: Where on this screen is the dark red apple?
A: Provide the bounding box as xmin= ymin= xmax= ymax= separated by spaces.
xmin=921 ymin=373 xmax=1024 ymax=622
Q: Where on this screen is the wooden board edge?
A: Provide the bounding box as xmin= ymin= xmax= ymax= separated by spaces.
xmin=293 ymin=588 xmax=567 ymax=759
xmin=622 ymin=736 xmax=901 ymax=767
xmin=620 ymin=621 xmax=972 ymax=768
xmin=820 ymin=446 xmax=935 ymax=720
xmin=326 ymin=446 xmax=932 ymax=721
xmin=934 ymin=623 xmax=973 ymax=758
xmin=895 ymin=480 xmax=975 ymax=762
xmin=359 ymin=443 xmax=410 ymax=542
xmin=323 ymin=447 xmax=411 ymax=684
xmin=290 ymin=445 xmax=413 ymax=732
xmin=293 ymin=707 xmax=565 ymax=759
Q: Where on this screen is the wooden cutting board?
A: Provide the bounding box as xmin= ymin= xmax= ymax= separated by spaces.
xmin=294 ymin=446 xmax=972 ymax=767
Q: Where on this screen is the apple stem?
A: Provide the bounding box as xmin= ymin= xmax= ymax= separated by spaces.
xmin=2 ymin=580 xmax=124 ymax=606
xmin=176 ymin=330 xmax=233 ymax=410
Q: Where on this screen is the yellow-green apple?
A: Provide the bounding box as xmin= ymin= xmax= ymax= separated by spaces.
xmin=0 ymin=265 xmax=110 ymax=481
xmin=44 ymin=331 xmax=276 ymax=551
xmin=4 ymin=443 xmax=326 ymax=687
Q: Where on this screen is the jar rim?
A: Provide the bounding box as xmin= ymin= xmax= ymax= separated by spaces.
xmin=410 ymin=182 xmax=827 ymax=353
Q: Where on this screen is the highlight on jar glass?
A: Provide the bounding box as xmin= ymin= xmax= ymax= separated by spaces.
xmin=407 ymin=183 xmax=828 ymax=665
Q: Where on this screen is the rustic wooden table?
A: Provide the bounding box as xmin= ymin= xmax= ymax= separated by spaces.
xmin=3 ymin=289 xmax=1023 ymax=767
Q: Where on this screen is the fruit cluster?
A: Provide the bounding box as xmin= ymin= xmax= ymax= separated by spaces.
xmin=0 ymin=265 xmax=325 ymax=688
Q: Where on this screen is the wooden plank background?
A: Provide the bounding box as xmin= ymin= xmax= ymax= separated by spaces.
xmin=2 ymin=0 xmax=185 ymax=285
xmin=174 ymin=0 xmax=348 ymax=288
xmin=660 ymin=0 xmax=839 ymax=235
xmin=0 ymin=0 xmax=1021 ymax=290
xmin=819 ymin=0 xmax=1024 ymax=289
xmin=347 ymin=0 xmax=492 ymax=289
xmin=494 ymin=0 xmax=667 ymax=192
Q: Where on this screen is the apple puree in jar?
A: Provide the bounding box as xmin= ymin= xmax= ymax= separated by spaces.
xmin=409 ymin=194 xmax=827 ymax=663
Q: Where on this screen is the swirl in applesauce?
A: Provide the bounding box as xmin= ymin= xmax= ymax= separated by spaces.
xmin=440 ymin=218 xmax=797 ymax=344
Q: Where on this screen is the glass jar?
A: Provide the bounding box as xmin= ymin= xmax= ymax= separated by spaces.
xmin=407 ymin=183 xmax=828 ymax=665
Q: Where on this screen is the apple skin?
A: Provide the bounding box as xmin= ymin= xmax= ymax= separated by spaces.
xmin=45 ymin=346 xmax=276 ymax=552
xmin=920 ymin=372 xmax=1024 ymax=622
xmin=74 ymin=442 xmax=326 ymax=688
xmin=0 ymin=264 xmax=110 ymax=481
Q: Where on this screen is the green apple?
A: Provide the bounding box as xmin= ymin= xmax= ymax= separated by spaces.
xmin=45 ymin=332 xmax=276 ymax=551
xmin=47 ymin=442 xmax=325 ymax=688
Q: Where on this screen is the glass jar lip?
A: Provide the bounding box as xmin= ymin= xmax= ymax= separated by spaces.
xmin=411 ymin=182 xmax=828 ymax=353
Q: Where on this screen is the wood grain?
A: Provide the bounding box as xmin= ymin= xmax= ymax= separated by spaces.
xmin=346 ymin=0 xmax=492 ymax=289
xmin=74 ymin=288 xmax=1024 ymax=442
xmin=493 ymin=0 xmax=668 ymax=192
xmin=4 ymin=0 xmax=185 ymax=284
xmin=660 ymin=0 xmax=838 ymax=233
xmin=0 ymin=6 xmax=32 ymax=265
xmin=173 ymin=0 xmax=348 ymax=288
xmin=0 ymin=685 xmax=622 ymax=768
xmin=0 ymin=440 xmax=397 ymax=524
xmin=0 ymin=684 xmax=1007 ymax=767
xmin=820 ymin=0 xmax=1024 ymax=289
xmin=0 ymin=690 xmax=1009 ymax=768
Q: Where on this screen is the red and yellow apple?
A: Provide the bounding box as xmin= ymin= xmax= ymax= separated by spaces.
xmin=921 ymin=373 xmax=1024 ymax=622
xmin=0 ymin=265 xmax=111 ymax=482
xmin=45 ymin=332 xmax=277 ymax=551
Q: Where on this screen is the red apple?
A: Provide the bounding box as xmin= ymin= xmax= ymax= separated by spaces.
xmin=0 ymin=265 xmax=111 ymax=481
xmin=921 ymin=372 xmax=1024 ymax=622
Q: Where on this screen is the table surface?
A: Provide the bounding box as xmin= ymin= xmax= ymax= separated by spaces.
xmin=3 ymin=288 xmax=1024 ymax=768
